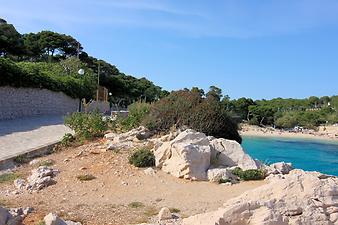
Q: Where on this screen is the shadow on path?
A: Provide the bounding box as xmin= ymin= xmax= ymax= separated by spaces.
xmin=0 ymin=115 xmax=65 ymax=136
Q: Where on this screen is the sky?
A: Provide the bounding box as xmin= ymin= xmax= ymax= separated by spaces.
xmin=1 ymin=0 xmax=338 ymax=100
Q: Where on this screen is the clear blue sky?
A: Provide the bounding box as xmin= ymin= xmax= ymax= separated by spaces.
xmin=1 ymin=0 xmax=338 ymax=99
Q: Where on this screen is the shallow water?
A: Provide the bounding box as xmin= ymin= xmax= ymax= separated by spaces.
xmin=242 ymin=136 xmax=338 ymax=176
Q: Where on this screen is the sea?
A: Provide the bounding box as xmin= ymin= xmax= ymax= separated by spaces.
xmin=242 ymin=136 xmax=338 ymax=176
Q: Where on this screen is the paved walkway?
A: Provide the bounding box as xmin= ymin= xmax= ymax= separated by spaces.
xmin=0 ymin=115 xmax=73 ymax=161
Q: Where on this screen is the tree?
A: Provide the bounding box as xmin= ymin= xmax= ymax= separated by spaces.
xmin=36 ymin=31 xmax=82 ymax=61
xmin=191 ymin=87 xmax=205 ymax=97
xmin=248 ymin=105 xmax=276 ymax=126
xmin=0 ymin=19 xmax=24 ymax=56
xmin=229 ymin=98 xmax=255 ymax=120
xmin=308 ymin=96 xmax=320 ymax=108
xmin=206 ymin=85 xmax=222 ymax=101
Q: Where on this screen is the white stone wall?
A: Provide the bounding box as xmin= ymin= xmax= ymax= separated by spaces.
xmin=0 ymin=86 xmax=79 ymax=120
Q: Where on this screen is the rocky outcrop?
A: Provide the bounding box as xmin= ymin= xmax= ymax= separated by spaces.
xmin=14 ymin=166 xmax=59 ymax=192
xmin=105 ymin=126 xmax=152 ymax=150
xmin=155 ymin=130 xmax=211 ymax=180
xmin=27 ymin=166 xmax=59 ymax=191
xmin=209 ymin=138 xmax=261 ymax=170
xmin=182 ymin=169 xmax=338 ymax=225
xmin=265 ymin=162 xmax=293 ymax=175
xmin=155 ymin=129 xmax=262 ymax=181
xmin=44 ymin=213 xmax=82 ymax=225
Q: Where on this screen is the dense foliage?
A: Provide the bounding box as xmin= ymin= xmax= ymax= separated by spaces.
xmin=0 ymin=18 xmax=167 ymax=104
xmin=128 ymin=149 xmax=155 ymax=167
xmin=231 ymin=167 xmax=265 ymax=181
xmin=224 ymin=96 xmax=338 ymax=129
xmin=64 ymin=112 xmax=108 ymax=140
xmin=142 ymin=88 xmax=242 ymax=143
xmin=0 ymin=58 xmax=95 ymax=99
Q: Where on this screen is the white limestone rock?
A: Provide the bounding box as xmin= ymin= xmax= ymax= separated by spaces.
xmin=155 ymin=130 xmax=211 ymax=180
xmin=144 ymin=168 xmax=156 ymax=176
xmin=183 ymin=169 xmax=338 ymax=225
xmin=268 ymin=162 xmax=293 ymax=175
xmin=44 ymin=213 xmax=82 ymax=225
xmin=209 ymin=138 xmax=261 ymax=170
xmin=27 ymin=166 xmax=59 ymax=191
xmin=158 ymin=207 xmax=172 ymax=221
xmin=207 ymin=168 xmax=238 ymax=183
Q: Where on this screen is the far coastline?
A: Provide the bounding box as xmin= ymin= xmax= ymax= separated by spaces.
xmin=240 ymin=124 xmax=338 ymax=143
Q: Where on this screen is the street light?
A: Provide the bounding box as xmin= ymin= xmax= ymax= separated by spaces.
xmin=78 ymin=68 xmax=85 ymax=76
xmin=77 ymin=68 xmax=84 ymax=112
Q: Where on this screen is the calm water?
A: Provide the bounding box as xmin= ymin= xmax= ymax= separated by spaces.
xmin=242 ymin=136 xmax=338 ymax=176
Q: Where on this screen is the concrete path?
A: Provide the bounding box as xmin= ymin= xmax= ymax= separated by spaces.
xmin=0 ymin=115 xmax=73 ymax=161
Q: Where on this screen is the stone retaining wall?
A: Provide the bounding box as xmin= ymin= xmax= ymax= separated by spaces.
xmin=0 ymin=86 xmax=79 ymax=120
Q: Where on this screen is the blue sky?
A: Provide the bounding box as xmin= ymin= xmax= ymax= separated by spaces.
xmin=1 ymin=0 xmax=338 ymax=99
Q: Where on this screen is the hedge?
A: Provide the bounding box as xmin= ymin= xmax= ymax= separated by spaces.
xmin=0 ymin=58 xmax=95 ymax=99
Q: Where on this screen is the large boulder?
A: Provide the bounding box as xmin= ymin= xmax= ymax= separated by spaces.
xmin=209 ymin=138 xmax=261 ymax=170
xmin=183 ymin=169 xmax=338 ymax=225
xmin=155 ymin=130 xmax=211 ymax=180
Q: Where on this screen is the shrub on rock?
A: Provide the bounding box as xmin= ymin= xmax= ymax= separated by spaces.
xmin=129 ymin=149 xmax=155 ymax=167
xmin=142 ymin=89 xmax=242 ymax=143
xmin=232 ymin=167 xmax=265 ymax=181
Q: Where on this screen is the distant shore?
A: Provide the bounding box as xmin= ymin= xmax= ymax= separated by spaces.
xmin=240 ymin=124 xmax=338 ymax=142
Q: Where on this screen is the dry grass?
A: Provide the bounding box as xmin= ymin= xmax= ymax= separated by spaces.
xmin=128 ymin=202 xmax=145 ymax=209
xmin=76 ymin=174 xmax=96 ymax=181
xmin=0 ymin=173 xmax=20 ymax=184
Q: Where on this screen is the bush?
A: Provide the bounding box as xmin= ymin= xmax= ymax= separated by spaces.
xmin=143 ymin=89 xmax=242 ymax=143
xmin=119 ymin=101 xmax=150 ymax=131
xmin=129 ymin=149 xmax=155 ymax=167
xmin=61 ymin=133 xmax=75 ymax=146
xmin=64 ymin=112 xmax=108 ymax=140
xmin=232 ymin=167 xmax=265 ymax=181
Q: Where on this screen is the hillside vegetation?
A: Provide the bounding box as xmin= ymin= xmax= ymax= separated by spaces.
xmin=0 ymin=18 xmax=168 ymax=104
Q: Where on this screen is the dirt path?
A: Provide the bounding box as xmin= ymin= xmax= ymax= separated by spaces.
xmin=0 ymin=140 xmax=265 ymax=225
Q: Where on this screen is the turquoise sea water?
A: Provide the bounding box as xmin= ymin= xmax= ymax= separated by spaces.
xmin=242 ymin=136 xmax=338 ymax=176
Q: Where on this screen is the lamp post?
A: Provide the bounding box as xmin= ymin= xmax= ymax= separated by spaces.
xmin=109 ymin=92 xmax=112 ymax=112
xmin=77 ymin=69 xmax=85 ymax=112
xmin=97 ymin=63 xmax=100 ymax=102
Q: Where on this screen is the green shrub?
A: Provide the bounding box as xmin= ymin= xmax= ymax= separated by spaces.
xmin=143 ymin=89 xmax=242 ymax=143
xmin=61 ymin=133 xmax=75 ymax=146
xmin=129 ymin=149 xmax=155 ymax=167
xmin=0 ymin=58 xmax=95 ymax=99
xmin=119 ymin=101 xmax=150 ymax=131
xmin=64 ymin=112 xmax=108 ymax=140
xmin=231 ymin=167 xmax=265 ymax=181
